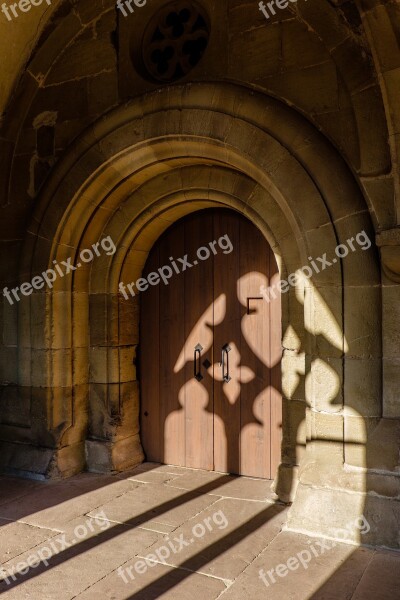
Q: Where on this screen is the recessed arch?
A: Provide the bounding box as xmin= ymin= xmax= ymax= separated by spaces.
xmin=17 ymin=82 xmax=380 ymax=541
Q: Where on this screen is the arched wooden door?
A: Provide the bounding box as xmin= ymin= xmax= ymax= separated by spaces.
xmin=140 ymin=209 xmax=282 ymax=479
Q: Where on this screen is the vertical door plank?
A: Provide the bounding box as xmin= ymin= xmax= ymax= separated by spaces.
xmin=239 ymin=218 xmax=272 ymax=478
xmin=183 ymin=212 xmax=214 ymax=470
xmin=159 ymin=223 xmax=186 ymax=466
xmin=269 ymin=245 xmax=283 ymax=476
xmin=213 ymin=211 xmax=241 ymax=475
xmin=140 ymin=244 xmax=161 ymax=462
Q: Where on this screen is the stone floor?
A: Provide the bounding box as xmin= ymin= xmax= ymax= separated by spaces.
xmin=0 ymin=463 xmax=399 ymax=599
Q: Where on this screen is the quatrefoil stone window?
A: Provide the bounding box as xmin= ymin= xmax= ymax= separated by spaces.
xmin=142 ymin=1 xmax=210 ymax=83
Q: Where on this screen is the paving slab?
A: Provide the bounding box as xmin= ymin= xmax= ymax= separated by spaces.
xmin=0 ymin=519 xmax=60 ymax=563
xmin=165 ymin=470 xmax=277 ymax=501
xmin=308 ymin=546 xmax=376 ymax=600
xmin=217 ymin=530 xmax=363 ymax=599
xmin=123 ymin=469 xmax=184 ymax=485
xmin=0 ymin=475 xmax=142 ymax=530
xmin=351 ymin=550 xmax=400 ymax=600
xmin=1 ymin=467 xmax=400 ymax=600
xmin=87 ymin=482 xmax=222 ymax=533
xmin=0 ymin=519 xmax=161 ymax=600
xmin=75 ymin=561 xmax=227 ymax=600
xmin=135 ymin=498 xmax=286 ymax=582
xmin=0 ymin=476 xmax=43 ymax=506
xmin=127 ymin=463 xmax=197 ymax=476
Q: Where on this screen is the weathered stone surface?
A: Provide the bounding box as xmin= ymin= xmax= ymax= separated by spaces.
xmin=0 ymin=467 xmax=399 ymax=598
xmin=0 ymin=0 xmax=399 ymax=573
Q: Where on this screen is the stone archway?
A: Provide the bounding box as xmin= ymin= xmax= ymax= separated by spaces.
xmin=17 ymin=82 xmax=380 ymax=542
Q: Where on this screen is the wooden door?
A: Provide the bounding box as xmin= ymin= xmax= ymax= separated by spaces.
xmin=140 ymin=208 xmax=282 ymax=479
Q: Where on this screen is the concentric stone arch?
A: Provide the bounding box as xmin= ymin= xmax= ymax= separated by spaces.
xmin=18 ymin=82 xmax=380 ymax=541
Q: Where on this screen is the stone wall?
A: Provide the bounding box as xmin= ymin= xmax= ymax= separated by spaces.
xmin=0 ymin=0 xmax=399 ymax=548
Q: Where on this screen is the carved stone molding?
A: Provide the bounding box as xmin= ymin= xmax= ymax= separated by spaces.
xmin=376 ymin=228 xmax=400 ymax=283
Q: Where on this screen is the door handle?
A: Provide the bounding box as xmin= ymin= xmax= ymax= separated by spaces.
xmin=221 ymin=344 xmax=232 ymax=383
xmin=194 ymin=343 xmax=204 ymax=381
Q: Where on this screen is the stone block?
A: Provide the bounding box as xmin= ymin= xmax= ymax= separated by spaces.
xmin=73 ymin=347 xmax=89 ymax=386
xmin=59 ymin=384 xmax=89 ymax=447
xmin=89 ymin=383 xmax=109 ymax=439
xmin=286 ymin=480 xmax=366 ymax=545
xmin=334 ymin=213 xmax=380 ymax=286
xmin=55 ymin=117 xmax=92 ymax=151
xmin=50 ymin=291 xmax=73 ymax=349
xmin=28 ymin=12 xmax=83 ymax=79
xmin=27 ymin=79 xmax=88 ymax=123
xmin=344 ymin=415 xmax=380 ymax=468
xmin=74 ymin=0 xmax=115 ymax=25
xmin=352 ymin=85 xmax=392 ymax=176
xmin=89 ymin=293 xmax=108 ymax=346
xmin=382 ymin=284 xmax=400 ymax=358
xmin=380 ymin=245 xmax=400 ymax=283
xmin=383 ymin=67 xmax=400 ymax=135
xmin=31 ymin=349 xmax=72 ymax=388
xmin=46 ymin=37 xmax=117 ymax=85
xmin=303 ymin=227 xmax=342 ymax=286
xmin=297 ymin=0 xmax=349 ymax=51
xmin=0 ymin=441 xmax=54 ymax=480
xmin=29 ymin=386 xmax=65 ymax=447
xmin=331 ymin=37 xmax=374 ymax=94
xmin=0 ymin=346 xmax=18 ymax=383
xmin=344 ymin=286 xmax=382 ymax=359
xmin=309 ymin=411 xmax=344 ymax=443
xmin=364 ymin=4 xmax=400 ymax=72
xmin=361 ymin=175 xmax=395 ymax=230
xmin=304 ymin=286 xmax=345 ymax=359
xmin=228 ymin=22 xmax=281 ymax=81
xmin=273 ymin=463 xmax=300 ymax=503
xmin=2 ymin=72 xmax=39 ymax=142
xmin=89 ymin=347 xmax=118 ymax=384
xmin=87 ymin=71 xmax=118 ymax=116
xmin=0 ymin=384 xmax=31 ymax=428
xmin=114 ymin=381 xmax=140 ymax=441
xmin=260 ymin=61 xmax=339 ymax=114
xmin=72 ymin=292 xmax=89 ymax=348
xmin=364 ymin=418 xmax=400 ymax=472
xmin=17 ymin=347 xmax=32 ymax=387
xmin=29 ymin=292 xmax=49 ymax=350
xmin=282 ymin=19 xmax=331 ymax=70
xmin=86 ymin=434 xmax=144 ymax=473
xmin=383 ymin=358 xmax=400 ymax=418
xmin=119 ymin=346 xmax=137 ymax=382
xmin=344 ymin=358 xmax=382 ymax=417
xmin=119 ymin=294 xmax=139 ymax=345
xmin=281 ymin=398 xmax=306 ymax=465
xmin=281 ymin=351 xmax=306 ymax=401
xmin=362 ymin=494 xmax=400 ymax=548
xmin=89 ymin=381 xmax=139 ymax=442
xmin=1 ymin=296 xmax=17 ymax=346
xmin=55 ymin=442 xmax=86 ymax=478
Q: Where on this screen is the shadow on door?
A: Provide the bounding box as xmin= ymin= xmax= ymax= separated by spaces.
xmin=140 ymin=208 xmax=282 ymax=480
